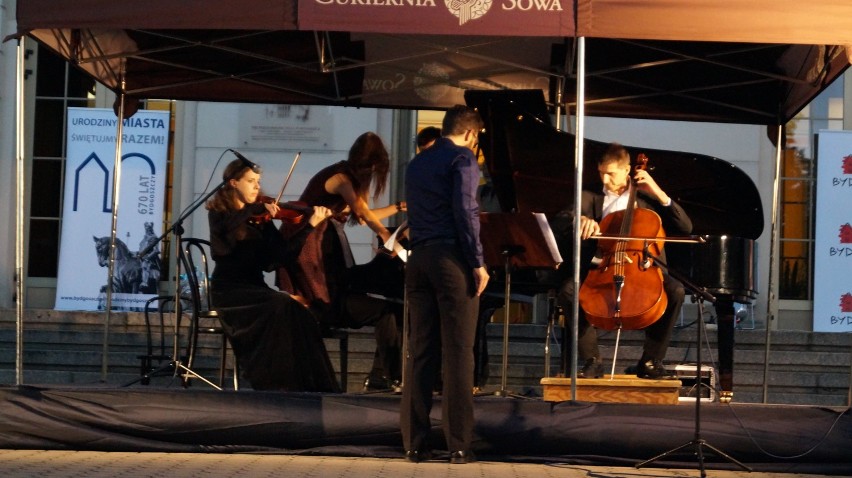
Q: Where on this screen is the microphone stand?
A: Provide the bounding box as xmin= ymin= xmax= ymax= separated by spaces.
xmin=124 ymin=179 xmax=229 ymax=389
xmin=597 ymin=237 xmax=700 ymax=377
xmin=136 ymin=178 xmax=227 ymax=261
xmin=635 ymin=254 xmax=751 ymax=477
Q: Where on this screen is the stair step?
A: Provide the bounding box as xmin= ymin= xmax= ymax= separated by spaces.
xmin=1 ymin=309 xmax=850 ymax=405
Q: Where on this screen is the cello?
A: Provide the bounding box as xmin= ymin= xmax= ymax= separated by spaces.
xmin=578 ymin=154 xmax=668 ymax=330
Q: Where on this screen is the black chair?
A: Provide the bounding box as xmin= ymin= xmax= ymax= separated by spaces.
xmin=137 ymin=295 xmax=178 ymax=385
xmin=323 ymin=326 xmax=349 ymax=392
xmin=179 ymin=237 xmax=239 ymax=390
xmin=178 ymin=237 xmax=350 ymax=392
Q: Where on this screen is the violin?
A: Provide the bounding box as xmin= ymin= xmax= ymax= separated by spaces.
xmin=249 ymin=196 xmax=313 ymax=225
xmin=578 ymin=154 xmax=668 ymax=331
xmin=248 ymin=152 xmax=311 ymax=225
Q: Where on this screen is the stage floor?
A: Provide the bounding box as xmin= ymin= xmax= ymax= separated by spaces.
xmin=0 ymin=449 xmax=842 ymax=478
xmin=0 ymin=385 xmax=849 ymax=475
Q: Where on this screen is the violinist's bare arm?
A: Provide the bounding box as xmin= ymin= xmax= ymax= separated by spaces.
xmin=326 ymin=172 xmax=392 ymax=243
xmin=371 ymin=201 xmax=406 ymax=221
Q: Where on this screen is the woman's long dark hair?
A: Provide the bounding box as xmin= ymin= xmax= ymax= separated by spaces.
xmin=206 ymin=158 xmax=253 ymax=212
xmin=344 ymin=132 xmax=390 ymax=227
xmin=346 ymin=132 xmax=389 ymax=201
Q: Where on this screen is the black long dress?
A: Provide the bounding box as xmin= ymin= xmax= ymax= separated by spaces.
xmin=208 ymin=203 xmax=340 ymax=392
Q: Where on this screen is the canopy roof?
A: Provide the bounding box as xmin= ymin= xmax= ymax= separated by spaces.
xmin=13 ymin=0 xmax=852 ymax=124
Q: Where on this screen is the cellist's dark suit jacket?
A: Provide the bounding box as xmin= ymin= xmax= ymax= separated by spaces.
xmin=552 ymin=188 xmax=693 ymax=365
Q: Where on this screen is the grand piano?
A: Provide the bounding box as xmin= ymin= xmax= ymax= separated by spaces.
xmin=465 ymin=90 xmax=763 ymax=400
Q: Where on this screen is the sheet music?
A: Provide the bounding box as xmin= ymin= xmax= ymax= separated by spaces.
xmin=479 ymin=212 xmax=562 ymax=269
xmin=534 ymin=212 xmax=563 ymax=264
xmin=383 ymin=220 xmax=408 ymax=262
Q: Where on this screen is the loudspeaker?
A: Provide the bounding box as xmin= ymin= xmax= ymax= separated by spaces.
xmin=674 ymin=364 xmax=717 ymax=402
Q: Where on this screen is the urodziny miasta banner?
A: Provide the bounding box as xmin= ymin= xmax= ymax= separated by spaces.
xmin=813 ymin=130 xmax=852 ymax=332
xmin=55 ymin=108 xmax=168 ymax=311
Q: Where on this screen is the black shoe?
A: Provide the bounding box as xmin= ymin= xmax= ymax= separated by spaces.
xmin=363 ymin=376 xmax=395 ymax=391
xmin=579 ymin=357 xmax=604 ymax=378
xmin=449 ymin=450 xmax=476 ymax=464
xmin=404 ymin=449 xmax=432 ymax=463
xmin=636 ymin=359 xmax=677 ymax=380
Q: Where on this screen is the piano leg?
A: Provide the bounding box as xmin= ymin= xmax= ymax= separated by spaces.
xmin=715 ymin=301 xmax=735 ymax=403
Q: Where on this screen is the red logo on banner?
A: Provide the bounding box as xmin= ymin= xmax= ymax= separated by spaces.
xmin=840 ymin=293 xmax=852 ymax=312
xmin=840 ymin=223 xmax=852 ymax=243
xmin=843 ymin=155 xmax=852 ymax=174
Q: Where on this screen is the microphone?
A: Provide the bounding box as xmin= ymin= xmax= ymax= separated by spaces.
xmin=641 ymin=240 xmax=653 ymax=270
xmin=229 ymin=149 xmax=262 ymax=174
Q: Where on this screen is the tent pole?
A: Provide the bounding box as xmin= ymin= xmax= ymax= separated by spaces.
xmin=15 ymin=38 xmax=27 ymax=386
xmin=762 ymin=124 xmax=783 ymax=403
xmin=101 ymin=66 xmax=127 ymax=382
xmin=554 ymin=76 xmax=564 ymax=131
xmin=568 ymin=36 xmax=586 ymax=401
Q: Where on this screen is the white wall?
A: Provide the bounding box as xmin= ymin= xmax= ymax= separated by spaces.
xmin=0 ymin=0 xmax=20 ymax=309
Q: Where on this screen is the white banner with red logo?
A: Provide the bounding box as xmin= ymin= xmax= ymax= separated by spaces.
xmin=55 ymin=108 xmax=169 ymax=311
xmin=813 ymin=130 xmax=852 ymax=332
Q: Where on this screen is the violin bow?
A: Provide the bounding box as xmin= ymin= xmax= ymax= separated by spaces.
xmin=274 ymin=152 xmax=302 ymax=203
xmin=592 ymin=234 xmax=705 ymax=243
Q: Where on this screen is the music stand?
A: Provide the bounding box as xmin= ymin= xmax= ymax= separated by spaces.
xmin=635 ymin=256 xmax=751 ymax=477
xmin=479 ymin=212 xmax=562 ymax=397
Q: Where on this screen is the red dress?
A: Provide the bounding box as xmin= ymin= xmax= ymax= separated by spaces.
xmin=277 ymin=161 xmax=354 ymax=326
xmin=277 ymin=161 xmax=403 ymax=386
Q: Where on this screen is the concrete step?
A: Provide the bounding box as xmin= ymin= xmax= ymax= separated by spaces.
xmin=2 ymin=309 xmax=850 ymax=405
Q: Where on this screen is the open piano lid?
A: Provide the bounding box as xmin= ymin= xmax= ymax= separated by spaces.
xmin=465 ymin=89 xmax=764 ymax=241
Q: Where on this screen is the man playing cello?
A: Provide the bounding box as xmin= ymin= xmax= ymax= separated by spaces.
xmin=557 ymin=143 xmax=692 ymax=379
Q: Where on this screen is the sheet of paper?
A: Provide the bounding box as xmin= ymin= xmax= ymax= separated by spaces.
xmin=383 ymin=221 xmax=408 ymax=262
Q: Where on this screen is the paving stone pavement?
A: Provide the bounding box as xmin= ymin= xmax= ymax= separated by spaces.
xmin=0 ymin=450 xmax=843 ymax=478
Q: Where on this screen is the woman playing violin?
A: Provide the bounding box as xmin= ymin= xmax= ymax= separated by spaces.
xmin=277 ymin=131 xmax=407 ymax=390
xmin=207 ymin=157 xmax=340 ymax=392
xmin=556 ymin=143 xmax=692 ymax=380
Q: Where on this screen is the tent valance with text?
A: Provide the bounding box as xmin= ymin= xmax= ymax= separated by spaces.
xmin=298 ymin=0 xmax=575 ymax=37
xmin=10 ymin=0 xmax=852 ymax=123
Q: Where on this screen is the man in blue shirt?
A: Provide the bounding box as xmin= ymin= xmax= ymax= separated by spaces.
xmin=401 ymin=105 xmax=489 ymax=464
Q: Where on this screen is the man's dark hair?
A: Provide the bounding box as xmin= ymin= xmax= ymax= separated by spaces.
xmin=600 ymin=142 xmax=630 ymax=166
xmin=442 ymin=105 xmax=484 ymax=136
xmin=416 ymin=126 xmax=441 ymax=149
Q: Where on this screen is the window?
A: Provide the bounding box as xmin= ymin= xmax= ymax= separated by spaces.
xmin=28 ymin=48 xmax=96 ymax=277
xmin=780 ymin=79 xmax=845 ymax=299
xmin=27 ymin=47 xmax=176 ymax=284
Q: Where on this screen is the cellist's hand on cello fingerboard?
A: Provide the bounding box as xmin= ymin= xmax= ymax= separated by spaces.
xmin=632 ymin=168 xmax=671 ymax=206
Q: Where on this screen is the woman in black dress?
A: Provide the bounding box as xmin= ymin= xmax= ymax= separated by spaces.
xmin=207 ymin=158 xmax=340 ymax=392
